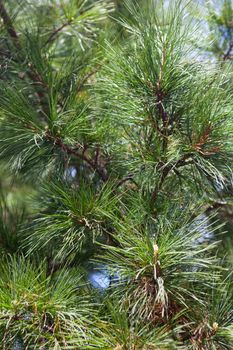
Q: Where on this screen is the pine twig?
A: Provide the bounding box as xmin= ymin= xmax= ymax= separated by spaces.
xmin=0 ymin=0 xmax=18 ymax=40
xmin=116 ymin=174 xmax=138 ymax=188
xmin=0 ymin=1 xmax=49 ymax=111
xmin=45 ymin=20 xmax=71 ymax=45
xmin=151 ymin=154 xmax=193 ymax=200
xmin=77 ymin=63 xmax=104 ymax=92
xmin=223 ymin=40 xmax=233 ymax=60
xmin=156 ymin=47 xmax=169 ymax=129
xmin=45 ymin=131 xmax=108 ymax=182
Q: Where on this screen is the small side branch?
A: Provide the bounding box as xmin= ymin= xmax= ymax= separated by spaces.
xmin=45 ymin=21 xmax=71 ymax=45
xmin=45 ymin=132 xmax=108 ymax=182
xmin=156 ymin=48 xmax=168 ymax=129
xmin=151 ymin=154 xmax=193 ymax=200
xmin=116 ymin=174 xmax=138 ymax=189
xmin=0 ymin=0 xmax=18 ymax=40
xmin=0 ymin=1 xmax=48 ymax=110
xmin=77 ymin=63 xmax=103 ymax=92
xmin=223 ymin=40 xmax=233 ymax=61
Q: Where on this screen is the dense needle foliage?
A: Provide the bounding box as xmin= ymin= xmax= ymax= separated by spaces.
xmin=0 ymin=0 xmax=232 ymax=349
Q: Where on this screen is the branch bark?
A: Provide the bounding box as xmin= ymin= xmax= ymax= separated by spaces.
xmin=0 ymin=1 xmax=49 ymax=112
xmin=0 ymin=0 xmax=18 ymax=40
xmin=45 ymin=21 xmax=71 ymax=45
xmin=151 ymin=154 xmax=193 ymax=200
xmin=223 ymin=40 xmax=233 ymax=60
xmin=45 ymin=132 xmax=109 ymax=182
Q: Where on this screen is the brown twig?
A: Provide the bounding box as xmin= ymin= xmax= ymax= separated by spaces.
xmin=147 ymin=47 xmax=170 ymax=151
xmin=0 ymin=0 xmax=18 ymax=40
xmin=156 ymin=48 xmax=168 ymax=128
xmin=94 ymin=146 xmax=100 ymax=166
xmin=45 ymin=20 xmax=71 ymax=46
xmin=151 ymin=154 xmax=193 ymax=200
xmin=116 ymin=175 xmax=138 ymax=189
xmin=0 ymin=1 xmax=49 ymax=114
xmin=223 ymin=40 xmax=233 ymax=60
xmin=76 ymin=63 xmax=103 ymax=92
xmin=45 ymin=131 xmax=108 ymax=182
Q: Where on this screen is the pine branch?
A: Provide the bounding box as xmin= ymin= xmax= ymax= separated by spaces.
xmin=77 ymin=62 xmax=104 ymax=92
xmin=151 ymin=154 xmax=194 ymax=200
xmin=116 ymin=174 xmax=138 ymax=188
xmin=45 ymin=20 xmax=72 ymax=46
xmin=156 ymin=48 xmax=168 ymax=129
xmin=147 ymin=47 xmax=170 ymax=149
xmin=0 ymin=1 xmax=49 ymax=112
xmin=223 ymin=40 xmax=233 ymax=60
xmin=0 ymin=0 xmax=18 ymax=40
xmin=45 ymin=131 xmax=108 ymax=182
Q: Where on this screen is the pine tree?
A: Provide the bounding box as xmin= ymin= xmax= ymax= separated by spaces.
xmin=0 ymin=0 xmax=232 ymax=349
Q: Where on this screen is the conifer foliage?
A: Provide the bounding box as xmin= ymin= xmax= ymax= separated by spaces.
xmin=0 ymin=0 xmax=232 ymax=349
